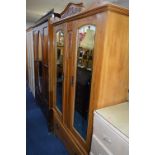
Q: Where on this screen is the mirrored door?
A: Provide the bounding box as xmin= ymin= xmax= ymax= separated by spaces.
xmin=55 ymin=30 xmax=64 ymax=113
xmin=73 ymin=25 xmax=96 ymax=140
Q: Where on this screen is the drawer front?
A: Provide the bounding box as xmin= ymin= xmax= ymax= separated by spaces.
xmin=93 ymin=113 xmax=129 ymax=155
xmin=90 ymin=135 xmax=113 ymax=155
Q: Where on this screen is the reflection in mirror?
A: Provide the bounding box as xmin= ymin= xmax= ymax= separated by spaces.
xmin=56 ymin=31 xmax=64 ymax=113
xmin=73 ymin=25 xmax=96 ymax=140
xmin=38 ymin=32 xmax=43 ymax=93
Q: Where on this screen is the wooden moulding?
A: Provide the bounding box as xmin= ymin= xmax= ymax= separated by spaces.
xmin=31 ymin=9 xmax=60 ymax=29
xmin=53 ymin=109 xmax=87 ymax=155
xmin=60 ymin=2 xmax=84 ymax=19
xmin=53 ymin=3 xmax=128 ymax=26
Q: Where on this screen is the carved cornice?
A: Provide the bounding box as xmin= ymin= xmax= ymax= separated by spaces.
xmin=53 ymin=3 xmax=129 ymax=26
xmin=60 ymin=3 xmax=84 ymax=19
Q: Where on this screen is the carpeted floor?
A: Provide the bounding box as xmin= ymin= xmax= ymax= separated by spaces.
xmin=26 ymin=86 xmax=68 ymax=155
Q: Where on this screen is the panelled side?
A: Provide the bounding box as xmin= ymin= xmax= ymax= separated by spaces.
xmin=96 ymin=10 xmax=129 ymax=109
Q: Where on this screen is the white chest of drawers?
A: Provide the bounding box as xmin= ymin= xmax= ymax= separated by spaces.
xmin=90 ymin=102 xmax=129 ymax=155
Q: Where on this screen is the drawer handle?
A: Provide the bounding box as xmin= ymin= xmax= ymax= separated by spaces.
xmin=103 ymin=136 xmax=112 ymax=144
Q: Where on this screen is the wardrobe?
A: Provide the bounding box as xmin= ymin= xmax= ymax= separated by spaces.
xmin=49 ymin=1 xmax=129 ymax=155
xmin=32 ymin=10 xmax=60 ymax=126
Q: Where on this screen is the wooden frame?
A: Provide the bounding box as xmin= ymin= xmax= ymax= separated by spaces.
xmin=50 ymin=2 xmax=129 ymax=155
xmin=52 ymin=24 xmax=67 ymax=123
xmin=33 ymin=22 xmax=50 ymax=123
xmin=68 ymin=15 xmax=98 ymax=152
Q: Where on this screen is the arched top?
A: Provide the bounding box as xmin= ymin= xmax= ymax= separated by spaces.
xmin=56 ymin=29 xmax=64 ymax=34
xmin=78 ymin=24 xmax=96 ymax=32
xmin=60 ymin=3 xmax=84 ymax=19
xmin=56 ymin=30 xmax=64 ymax=47
xmin=78 ymin=25 xmax=96 ymax=51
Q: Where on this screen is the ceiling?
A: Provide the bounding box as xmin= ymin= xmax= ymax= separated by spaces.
xmin=26 ymin=0 xmax=128 ymax=26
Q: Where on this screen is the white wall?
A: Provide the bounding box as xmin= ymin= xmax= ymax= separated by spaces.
xmin=26 ymin=30 xmax=35 ymax=97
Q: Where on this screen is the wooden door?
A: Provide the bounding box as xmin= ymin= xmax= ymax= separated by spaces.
xmin=33 ymin=23 xmax=50 ymax=124
xmin=42 ymin=26 xmax=49 ymax=104
xmin=68 ymin=16 xmax=98 ymax=151
xmin=33 ymin=29 xmax=44 ymax=99
xmin=33 ymin=30 xmax=39 ymax=94
xmin=53 ymin=24 xmax=67 ymax=121
xmin=37 ymin=30 xmax=44 ymax=95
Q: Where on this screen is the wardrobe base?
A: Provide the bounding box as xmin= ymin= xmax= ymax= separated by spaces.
xmin=53 ymin=111 xmax=88 ymax=155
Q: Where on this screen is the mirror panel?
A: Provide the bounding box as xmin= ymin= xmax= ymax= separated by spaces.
xmin=73 ymin=25 xmax=96 ymax=140
xmin=56 ymin=30 xmax=64 ymax=113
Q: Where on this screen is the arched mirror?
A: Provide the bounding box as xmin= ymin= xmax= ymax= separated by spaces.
xmin=56 ymin=30 xmax=64 ymax=113
xmin=38 ymin=32 xmax=43 ymax=93
xmin=73 ymin=25 xmax=96 ymax=140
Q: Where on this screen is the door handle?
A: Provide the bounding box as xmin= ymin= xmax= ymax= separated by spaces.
xmin=71 ymin=76 xmax=74 ymax=86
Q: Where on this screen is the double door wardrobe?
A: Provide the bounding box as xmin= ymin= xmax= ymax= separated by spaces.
xmin=33 ymin=10 xmax=60 ymax=125
xmin=49 ymin=2 xmax=129 ymax=155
